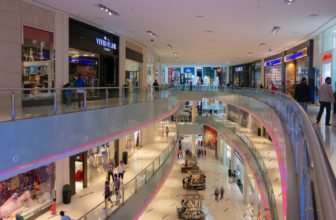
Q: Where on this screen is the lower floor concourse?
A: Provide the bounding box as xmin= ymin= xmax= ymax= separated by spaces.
xmin=138 ymin=136 xmax=256 ymax=220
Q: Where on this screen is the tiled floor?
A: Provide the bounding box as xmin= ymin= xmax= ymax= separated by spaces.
xmin=138 ymin=136 xmax=252 ymax=220
xmin=36 ymin=123 xmax=176 ymax=220
xmin=307 ymin=104 xmax=336 ymax=175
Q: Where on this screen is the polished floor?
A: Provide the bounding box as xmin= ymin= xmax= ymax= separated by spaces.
xmin=138 ymin=136 xmax=254 ymax=220
xmin=36 ymin=122 xmax=176 ymax=220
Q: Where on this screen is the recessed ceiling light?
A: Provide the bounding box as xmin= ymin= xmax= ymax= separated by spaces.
xmin=105 ymin=8 xmax=109 ymax=12
xmin=167 ymin=44 xmax=173 ymax=49
xmin=271 ymin=26 xmax=281 ymax=34
xmin=195 ymin=15 xmax=205 ymax=18
xmin=259 ymin=43 xmax=266 ymax=47
xmin=96 ymin=4 xmax=120 ymax=16
xmin=248 ymin=52 xmax=253 ymax=56
xmin=285 ymin=0 xmax=295 ymax=5
xmin=309 ymin=13 xmax=319 ymax=17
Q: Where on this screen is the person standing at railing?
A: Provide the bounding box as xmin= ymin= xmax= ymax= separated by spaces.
xmin=153 ymin=79 xmax=160 ymax=98
xmin=316 ymin=77 xmax=335 ymax=126
xmin=294 ymin=77 xmax=310 ymax=112
xmin=74 ymin=74 xmax=85 ymax=108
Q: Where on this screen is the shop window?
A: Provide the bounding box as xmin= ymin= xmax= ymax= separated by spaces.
xmin=22 ymin=26 xmax=55 ymax=101
xmin=0 ymin=164 xmax=55 ymax=219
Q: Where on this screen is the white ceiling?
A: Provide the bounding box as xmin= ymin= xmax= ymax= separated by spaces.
xmin=31 ymin=0 xmax=336 ymax=66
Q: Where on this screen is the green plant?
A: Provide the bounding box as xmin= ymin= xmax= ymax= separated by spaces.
xmin=63 ymin=184 xmax=71 ymax=192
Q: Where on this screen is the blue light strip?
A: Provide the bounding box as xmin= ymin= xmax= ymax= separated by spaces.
xmin=69 ymin=57 xmax=97 ymax=65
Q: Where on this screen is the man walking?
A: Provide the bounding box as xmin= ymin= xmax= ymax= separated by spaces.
xmin=316 ymin=77 xmax=335 ymax=126
xmin=220 ymin=186 xmax=225 ymax=200
xmin=74 ymin=74 xmax=85 ymax=108
xmin=214 ymin=187 xmax=219 ymax=202
xmin=294 ymin=77 xmax=310 ymax=112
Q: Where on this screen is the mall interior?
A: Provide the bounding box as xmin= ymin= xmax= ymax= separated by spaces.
xmin=0 ymin=0 xmax=336 ymax=220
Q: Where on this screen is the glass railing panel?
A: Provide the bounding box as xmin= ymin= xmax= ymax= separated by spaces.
xmin=136 ymin=170 xmax=146 ymax=189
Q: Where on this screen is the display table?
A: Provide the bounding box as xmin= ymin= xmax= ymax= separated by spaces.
xmin=177 ymin=193 xmax=205 ymax=220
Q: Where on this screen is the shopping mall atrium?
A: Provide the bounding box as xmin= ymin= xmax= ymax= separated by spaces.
xmin=0 ymin=0 xmax=336 ymax=219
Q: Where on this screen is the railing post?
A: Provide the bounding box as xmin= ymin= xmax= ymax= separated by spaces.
xmin=105 ymin=88 xmax=109 ymax=107
xmin=83 ymin=90 xmax=87 ymax=110
xmin=53 ymin=91 xmax=57 ymax=114
xmin=135 ymin=178 xmax=138 ymax=193
xmin=122 ymin=187 xmax=125 ymax=204
xmin=11 ymin=92 xmax=16 ymax=120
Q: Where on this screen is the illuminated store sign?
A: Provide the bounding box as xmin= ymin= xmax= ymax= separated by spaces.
xmin=264 ymin=58 xmax=282 ymax=67
xmin=235 ymin=66 xmax=243 ymax=72
xmin=322 ymin=53 xmax=332 ymax=61
xmin=284 ymin=48 xmax=308 ymax=62
xmin=96 ymin=37 xmax=117 ymax=51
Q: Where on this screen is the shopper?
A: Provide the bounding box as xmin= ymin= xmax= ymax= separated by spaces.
xmin=165 ymin=126 xmax=169 ymax=137
xmin=271 ymin=82 xmax=277 ymax=91
xmin=59 ymin=211 xmax=72 ymax=220
xmin=50 ymin=198 xmax=57 ymax=215
xmin=294 ymin=77 xmax=310 ymax=112
xmin=214 ymin=187 xmax=219 ymax=202
xmin=220 ymin=186 xmax=225 ymax=200
xmin=74 ymin=74 xmax=85 ymax=108
xmin=316 ymin=77 xmax=335 ymax=126
xmin=118 ymin=160 xmax=125 ymax=181
xmin=106 ymin=160 xmax=114 ymax=184
xmin=103 ymin=181 xmax=113 ymax=209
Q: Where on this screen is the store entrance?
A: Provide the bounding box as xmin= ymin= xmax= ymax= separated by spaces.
xmin=70 ymin=152 xmax=88 ymax=195
xmin=101 ymin=55 xmax=118 ymax=87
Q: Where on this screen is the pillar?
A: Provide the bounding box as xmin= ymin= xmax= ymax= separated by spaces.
xmin=243 ymin=166 xmax=249 ymax=202
xmin=191 ymin=134 xmax=196 ymax=155
xmin=192 ymin=101 xmax=197 ymax=123
xmin=119 ymin=37 xmax=126 ymax=88
xmin=54 ymin=12 xmax=69 ymax=88
xmin=260 ymin=58 xmax=265 ymax=87
xmin=230 ymin=149 xmax=235 ymax=172
xmin=55 ymin=157 xmax=70 ymax=203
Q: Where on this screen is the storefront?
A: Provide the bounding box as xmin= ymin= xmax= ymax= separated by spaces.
xmin=0 ymin=163 xmax=55 ymax=219
xmin=22 ymin=26 xmax=55 ymax=106
xmin=283 ymin=41 xmax=314 ymax=97
xmin=123 ymin=130 xmax=142 ymax=155
xmin=314 ymin=24 xmax=336 ymax=93
xmin=229 ymin=61 xmax=261 ymax=87
xmin=125 ymin=48 xmax=143 ymax=87
xmin=264 ymin=55 xmax=284 ymax=90
xmin=69 ymin=19 xmax=119 ymax=87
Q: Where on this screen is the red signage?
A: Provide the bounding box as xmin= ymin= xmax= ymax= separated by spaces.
xmin=322 ymin=53 xmax=332 ymax=61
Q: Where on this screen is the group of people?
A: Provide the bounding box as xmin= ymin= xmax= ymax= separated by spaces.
xmin=214 ymin=186 xmax=225 ymax=202
xmin=104 ymin=160 xmax=126 ymax=209
xmin=160 ymin=125 xmax=170 ymax=138
xmin=294 ymin=76 xmax=335 ymax=126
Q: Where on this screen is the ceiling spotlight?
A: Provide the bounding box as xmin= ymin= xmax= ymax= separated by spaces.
xmin=96 ymin=4 xmax=120 ymax=16
xmin=167 ymin=44 xmax=173 ymax=49
xmin=105 ymin=8 xmax=109 ymax=12
xmin=100 ymin=7 xmax=105 ymax=10
xmin=259 ymin=43 xmax=266 ymax=47
xmin=271 ymin=26 xmax=281 ymax=34
xmin=108 ymin=12 xmax=112 ymax=16
xmin=285 ymin=0 xmax=295 ymax=5
xmin=247 ymin=52 xmax=253 ymax=56
xmin=173 ymin=52 xmax=177 ymax=56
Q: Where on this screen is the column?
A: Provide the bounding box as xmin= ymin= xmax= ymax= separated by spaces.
xmin=192 ymin=101 xmax=197 ymax=123
xmin=243 ymin=166 xmax=249 ymax=203
xmin=119 ymin=37 xmax=126 ymax=88
xmin=141 ymin=48 xmax=148 ymax=88
xmin=260 ymin=58 xmax=265 ymax=87
xmin=54 ymin=12 xmax=69 ymax=88
xmin=230 ymin=149 xmax=235 ymax=173
xmin=191 ymin=134 xmax=196 ymax=155
xmin=55 ymin=158 xmax=70 ymax=203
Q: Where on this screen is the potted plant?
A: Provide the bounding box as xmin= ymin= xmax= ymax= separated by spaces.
xmin=122 ymin=151 xmax=128 ymax=165
xmin=62 ymin=184 xmax=71 ymax=204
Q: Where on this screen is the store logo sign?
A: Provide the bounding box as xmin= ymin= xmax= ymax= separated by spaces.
xmin=284 ymin=48 xmax=308 ymax=62
xmin=96 ymin=37 xmax=117 ymax=51
xmin=322 ymin=53 xmax=332 ymax=61
xmin=235 ymin=66 xmax=243 ymax=72
xmin=264 ymin=58 xmax=282 ymax=67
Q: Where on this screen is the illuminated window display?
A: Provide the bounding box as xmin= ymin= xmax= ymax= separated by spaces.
xmin=0 ymin=163 xmax=55 ymax=219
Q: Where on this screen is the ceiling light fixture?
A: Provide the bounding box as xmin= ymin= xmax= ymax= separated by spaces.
xmin=271 ymin=26 xmax=281 ymax=34
xmin=96 ymin=4 xmax=120 ymax=16
xmin=285 ymin=0 xmax=295 ymax=5
xmin=248 ymin=52 xmax=253 ymax=56
xmin=146 ymin=30 xmax=157 ymax=42
xmin=173 ymin=52 xmax=177 ymax=56
xmin=259 ymin=43 xmax=266 ymax=47
xmin=167 ymin=44 xmax=173 ymax=49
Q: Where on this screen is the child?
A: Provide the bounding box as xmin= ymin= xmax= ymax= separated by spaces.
xmin=50 ymin=198 xmax=56 ymax=215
